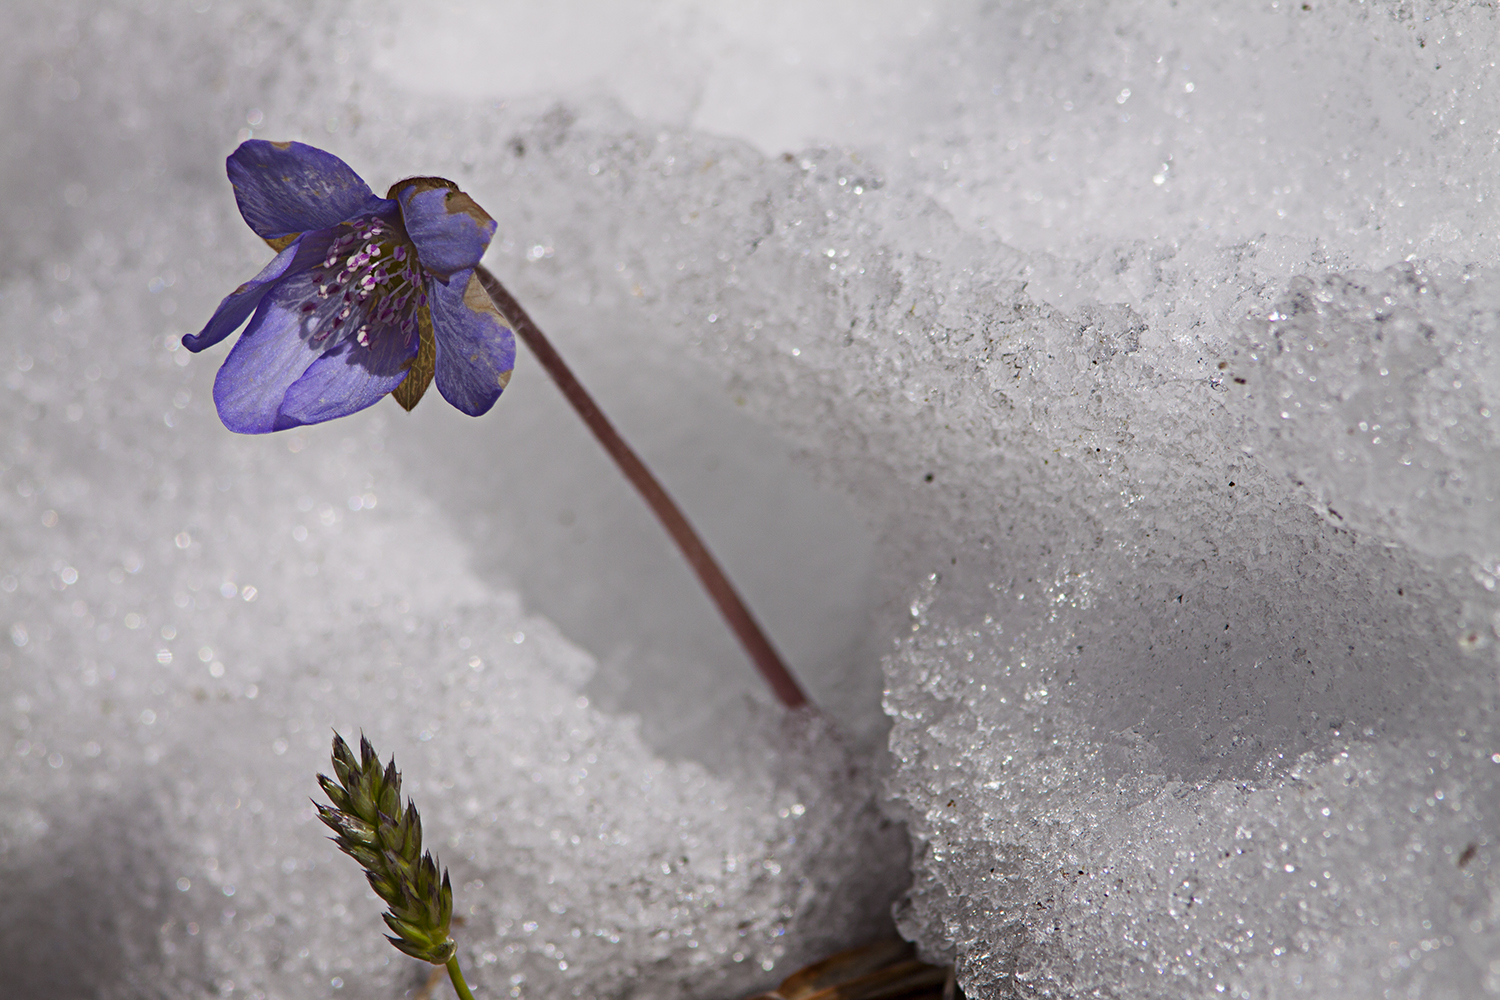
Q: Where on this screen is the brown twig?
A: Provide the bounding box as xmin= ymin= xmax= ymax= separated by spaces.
xmin=740 ymin=940 xmax=953 ymax=1000
xmin=475 ymin=265 xmax=810 ymax=710
xmin=413 ymin=964 xmax=445 ymax=1000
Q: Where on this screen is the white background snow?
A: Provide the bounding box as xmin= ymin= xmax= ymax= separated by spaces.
xmin=2 ymin=1 xmax=1498 ymax=998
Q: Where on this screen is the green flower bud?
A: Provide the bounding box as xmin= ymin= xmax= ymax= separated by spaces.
xmin=315 ymin=732 xmax=457 ymax=965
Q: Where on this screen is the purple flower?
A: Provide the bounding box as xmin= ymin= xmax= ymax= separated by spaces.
xmin=185 ymin=140 xmax=515 ymax=433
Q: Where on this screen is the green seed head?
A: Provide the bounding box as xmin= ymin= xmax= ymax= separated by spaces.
xmin=316 ymin=732 xmax=456 ymax=965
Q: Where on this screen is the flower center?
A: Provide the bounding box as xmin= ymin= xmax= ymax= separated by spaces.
xmin=303 ymin=214 xmax=426 ymax=348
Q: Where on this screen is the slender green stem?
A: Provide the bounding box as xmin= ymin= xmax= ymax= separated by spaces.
xmin=445 ymin=955 xmax=477 ymax=1000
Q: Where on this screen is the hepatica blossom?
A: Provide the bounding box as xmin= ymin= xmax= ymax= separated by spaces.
xmin=185 ymin=140 xmax=515 ymax=433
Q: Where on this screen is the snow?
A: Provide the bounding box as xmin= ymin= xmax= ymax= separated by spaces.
xmin=3 ymin=1 xmax=1498 ymax=998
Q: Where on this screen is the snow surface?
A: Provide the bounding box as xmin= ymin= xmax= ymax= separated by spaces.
xmin=2 ymin=1 xmax=1498 ymax=998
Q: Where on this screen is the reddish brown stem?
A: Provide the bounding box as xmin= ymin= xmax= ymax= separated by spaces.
xmin=475 ymin=265 xmax=810 ymax=710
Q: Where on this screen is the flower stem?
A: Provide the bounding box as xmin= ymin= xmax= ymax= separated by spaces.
xmin=474 ymin=265 xmax=810 ymax=710
xmin=445 ymin=955 xmax=477 ymax=1000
